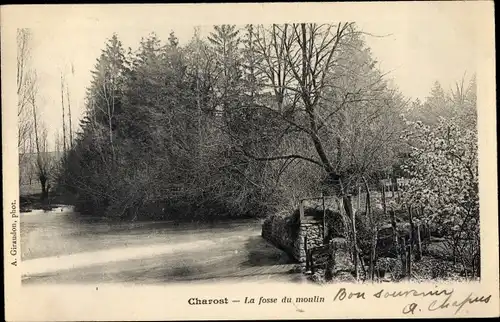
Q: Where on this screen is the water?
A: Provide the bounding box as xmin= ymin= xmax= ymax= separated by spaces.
xmin=21 ymin=205 xmax=75 ymax=216
xmin=20 ymin=208 xmax=302 ymax=284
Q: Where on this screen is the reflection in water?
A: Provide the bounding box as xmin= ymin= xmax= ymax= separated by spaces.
xmin=21 ymin=205 xmax=76 ymax=216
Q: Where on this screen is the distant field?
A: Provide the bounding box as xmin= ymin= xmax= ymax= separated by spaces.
xmin=20 ymin=184 xmax=41 ymax=196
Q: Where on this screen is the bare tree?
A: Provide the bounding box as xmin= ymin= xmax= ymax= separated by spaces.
xmin=25 ymin=67 xmax=53 ymax=201
xmin=63 ymin=62 xmax=76 ymax=148
xmin=54 ymin=130 xmax=62 ymax=155
xmin=245 ymin=23 xmax=361 ymax=191
xmin=60 ymin=72 xmax=67 ymax=152
xmin=28 ymin=71 xmax=42 ymax=196
xmin=17 ymin=28 xmax=35 ymax=183
xmin=66 ymin=80 xmax=73 ymax=148
xmin=236 ymin=23 xmax=407 ymax=280
xmin=91 ymin=52 xmax=122 ymax=162
xmin=249 ymin=23 xmax=406 ymax=187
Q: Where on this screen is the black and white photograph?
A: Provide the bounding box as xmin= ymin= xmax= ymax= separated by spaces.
xmin=3 ymin=2 xmax=499 ymax=320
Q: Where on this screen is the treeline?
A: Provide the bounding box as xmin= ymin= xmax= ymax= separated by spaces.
xmin=55 ymin=23 xmax=476 ymax=222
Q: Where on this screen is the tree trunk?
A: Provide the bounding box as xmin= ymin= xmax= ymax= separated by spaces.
xmin=66 ymin=82 xmax=73 ymax=147
xmin=31 ymin=85 xmax=47 ymax=204
xmin=371 ymin=228 xmax=378 ymax=280
xmin=336 ymin=136 xmax=342 ymax=172
xmin=322 ymin=193 xmax=326 ymax=243
xmin=39 ymin=174 xmax=48 ymax=202
xmin=452 ymin=241 xmax=458 ymax=265
xmin=344 ymin=195 xmax=357 ymax=279
xmin=389 ymin=207 xmax=400 ymax=261
xmin=342 ymin=195 xmax=365 ymax=280
xmin=60 ymin=73 xmax=67 ymax=152
xmin=400 ymin=237 xmax=407 ymax=278
xmin=357 ymin=186 xmax=361 ymax=211
xmin=108 ymin=115 xmax=115 ymax=161
xmin=416 ymin=224 xmax=422 ymax=261
xmin=406 ymin=241 xmax=412 ymax=278
xmin=380 ymin=183 xmax=390 ymax=278
xmin=109 ymin=77 xmax=116 ymax=162
xmin=363 ymin=177 xmax=376 ymax=280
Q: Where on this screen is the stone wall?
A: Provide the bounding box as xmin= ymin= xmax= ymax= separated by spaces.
xmin=261 ymin=212 xmax=299 ymax=259
xmin=262 ymin=211 xmax=327 ymax=264
xmin=262 ymin=200 xmax=357 ymax=275
xmin=293 ymin=218 xmax=324 ymax=265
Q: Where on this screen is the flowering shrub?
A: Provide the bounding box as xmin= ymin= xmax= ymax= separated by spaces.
xmin=400 ymin=117 xmax=479 ymax=277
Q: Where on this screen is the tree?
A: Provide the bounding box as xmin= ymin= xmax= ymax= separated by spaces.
xmin=243 ymin=23 xmax=366 ymax=192
xmin=56 ymin=34 xmax=130 ymax=216
xmin=17 ymin=28 xmax=35 ymax=183
xmin=234 ymin=23 xmax=407 ymax=278
xmin=241 ymin=24 xmax=265 ymax=102
xmin=208 ymin=25 xmax=242 ymax=115
xmin=320 ymin=32 xmax=407 ymax=190
xmin=58 ymin=25 xmax=410 ymax=228
xmin=401 ymin=117 xmax=479 ymax=277
xmin=236 ymin=23 xmax=406 ymax=200
xmin=27 ymin=70 xmax=52 ymax=201
xmin=409 ymin=75 xmax=476 ymax=129
xmin=449 ymin=74 xmax=477 ymax=129
xmin=168 ymin=31 xmax=179 ymax=48
xmin=66 ymin=63 xmax=75 ymax=148
xmin=89 ymin=33 xmax=128 ymax=162
xmin=60 ymin=72 xmax=67 ymax=152
xmin=17 ymin=28 xmax=54 ymax=200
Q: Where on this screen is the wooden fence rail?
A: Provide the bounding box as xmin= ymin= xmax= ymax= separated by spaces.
xmin=305 ymin=238 xmax=335 ymax=274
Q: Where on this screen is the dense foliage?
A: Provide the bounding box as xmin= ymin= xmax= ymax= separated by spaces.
xmin=400 ymin=78 xmax=479 ymax=276
xmin=56 ymin=24 xmax=405 ymax=221
xmin=55 ymin=22 xmax=478 ymax=250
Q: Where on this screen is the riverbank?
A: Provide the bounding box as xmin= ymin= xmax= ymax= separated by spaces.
xmin=20 ymin=192 xmax=70 ymax=213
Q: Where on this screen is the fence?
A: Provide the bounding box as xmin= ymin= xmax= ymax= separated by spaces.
xmin=305 ymin=238 xmax=335 ymax=274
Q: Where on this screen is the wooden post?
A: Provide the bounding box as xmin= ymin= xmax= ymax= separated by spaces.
xmin=408 ymin=206 xmax=414 ymax=251
xmin=407 ymin=206 xmax=414 ymax=277
xmin=376 ymin=184 xmax=389 ymax=280
xmin=299 ymin=199 xmax=304 ymax=222
xmin=407 ymin=242 xmax=412 ymax=278
xmin=322 ymin=193 xmax=326 ymax=242
xmin=309 ymin=245 xmax=315 ymax=275
xmin=304 ymin=235 xmax=309 ymax=272
xmin=348 ymin=195 xmax=358 ymax=280
xmin=416 ymin=224 xmax=422 ymax=260
xmin=357 ymin=186 xmax=361 ymax=211
xmin=325 ymin=242 xmax=334 ymax=281
xmin=381 ymin=184 xmax=387 ymax=216
xmin=390 ymin=207 xmax=400 ymax=263
xmin=363 ymin=177 xmax=376 ymax=280
xmin=342 ymin=196 xmax=357 ymax=279
xmin=400 ymin=237 xmax=407 ymax=277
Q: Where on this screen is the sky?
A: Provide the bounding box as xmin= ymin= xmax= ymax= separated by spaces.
xmin=9 ymin=3 xmax=485 ymax=150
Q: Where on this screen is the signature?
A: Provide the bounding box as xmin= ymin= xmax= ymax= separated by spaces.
xmin=428 ymin=292 xmax=492 ymax=315
xmin=373 ymin=288 xmax=492 ymax=315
